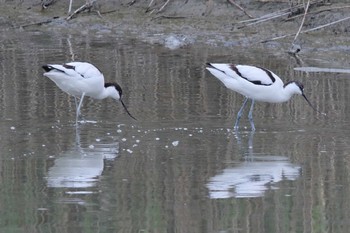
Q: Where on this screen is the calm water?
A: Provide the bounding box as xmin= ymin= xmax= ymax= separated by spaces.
xmin=0 ymin=29 xmax=349 ymax=233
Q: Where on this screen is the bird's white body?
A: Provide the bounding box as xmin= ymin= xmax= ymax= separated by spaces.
xmin=206 ymin=64 xmax=302 ymax=103
xmin=206 ymin=63 xmax=320 ymax=130
xmin=42 ymin=61 xmax=136 ymax=123
xmin=43 ymin=62 xmax=120 ymax=100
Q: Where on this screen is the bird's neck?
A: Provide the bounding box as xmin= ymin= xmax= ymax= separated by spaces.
xmin=279 ymin=83 xmax=300 ymax=102
xmin=95 ymin=87 xmax=118 ymax=100
xmin=100 ymin=86 xmax=120 ymax=100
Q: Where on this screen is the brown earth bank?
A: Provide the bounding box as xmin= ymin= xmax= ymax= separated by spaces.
xmin=0 ymin=0 xmax=349 ymax=66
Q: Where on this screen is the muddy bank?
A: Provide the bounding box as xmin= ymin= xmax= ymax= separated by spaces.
xmin=1 ymin=1 xmax=349 ymax=65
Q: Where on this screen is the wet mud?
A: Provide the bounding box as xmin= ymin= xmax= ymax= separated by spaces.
xmin=1 ymin=1 xmax=349 ymax=55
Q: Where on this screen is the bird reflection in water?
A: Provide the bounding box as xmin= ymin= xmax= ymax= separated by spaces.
xmin=206 ymin=131 xmax=301 ymax=199
xmin=46 ymin=127 xmax=119 ymax=189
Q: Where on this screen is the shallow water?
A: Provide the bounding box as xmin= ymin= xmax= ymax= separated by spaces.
xmin=0 ymin=29 xmax=349 ymax=233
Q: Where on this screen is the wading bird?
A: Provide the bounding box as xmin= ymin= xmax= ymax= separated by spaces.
xmin=206 ymin=63 xmax=324 ymax=131
xmin=42 ymin=62 xmax=136 ymax=124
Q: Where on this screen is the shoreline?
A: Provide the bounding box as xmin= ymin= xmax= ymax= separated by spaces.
xmin=1 ymin=1 xmax=349 ymax=67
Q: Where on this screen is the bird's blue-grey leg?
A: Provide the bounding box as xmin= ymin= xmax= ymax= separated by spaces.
xmin=76 ymin=93 xmax=85 ymax=124
xmin=75 ymin=125 xmax=81 ymax=147
xmin=234 ymin=97 xmax=249 ymax=130
xmin=248 ymin=99 xmax=255 ymax=131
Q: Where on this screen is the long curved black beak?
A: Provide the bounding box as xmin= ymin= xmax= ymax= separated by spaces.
xmin=302 ymin=93 xmax=326 ymax=116
xmin=120 ymin=99 xmax=137 ymax=120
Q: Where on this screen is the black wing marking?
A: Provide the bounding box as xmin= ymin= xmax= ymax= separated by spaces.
xmin=230 ymin=64 xmax=275 ymax=86
xmin=63 ymin=64 xmax=75 ymax=70
xmin=63 ymin=63 xmax=88 ymax=78
xmin=257 ymin=66 xmax=276 ymax=84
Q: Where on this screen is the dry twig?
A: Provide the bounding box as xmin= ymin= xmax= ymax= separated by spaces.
xmin=146 ymin=0 xmax=172 ymax=14
xmin=292 ymin=0 xmax=311 ymax=44
xmin=68 ymin=0 xmax=73 ymax=14
xmin=237 ymin=11 xmax=290 ymax=29
xmin=260 ymin=16 xmax=350 ymax=43
xmin=158 ymin=0 xmax=171 ymax=13
xmin=236 ymin=0 xmax=324 ymax=28
xmin=67 ymin=0 xmax=101 ymax=20
xmin=151 ymin=15 xmax=186 ymax=21
xmin=18 ymin=19 xmax=53 ymax=28
xmin=227 ymin=0 xmax=253 ymax=18
xmin=145 ymin=0 xmax=155 ymax=12
xmin=285 ymin=5 xmax=350 ymax=21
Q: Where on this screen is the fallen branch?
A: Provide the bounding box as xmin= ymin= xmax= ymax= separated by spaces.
xmin=67 ymin=4 xmax=89 ymax=20
xmin=285 ymin=5 xmax=350 ymax=21
xmin=17 ymin=19 xmax=53 ymax=28
xmin=227 ymin=0 xmax=253 ymax=18
xmin=260 ymin=16 xmax=350 ymax=43
xmin=68 ymin=0 xmax=73 ymax=14
xmin=237 ymin=3 xmax=299 ymax=23
xmin=236 ymin=0 xmax=324 ymax=28
xmin=66 ymin=0 xmax=102 ymax=20
xmin=158 ymin=0 xmax=171 ymax=13
xmin=146 ymin=0 xmax=174 ymax=14
xmin=145 ymin=0 xmax=155 ymax=12
xmin=151 ymin=15 xmax=186 ymax=21
xmin=237 ymin=11 xmax=290 ymax=29
xmin=292 ymin=0 xmax=311 ymax=44
xmin=100 ymin=9 xmax=117 ymax=15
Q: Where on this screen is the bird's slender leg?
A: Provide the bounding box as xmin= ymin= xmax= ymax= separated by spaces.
xmin=75 ymin=124 xmax=81 ymax=146
xmin=74 ymin=96 xmax=83 ymax=118
xmin=74 ymin=96 xmax=79 ymax=112
xmin=234 ymin=97 xmax=249 ymax=130
xmin=76 ymin=92 xmax=85 ymax=124
xmin=247 ymin=99 xmax=256 ymax=131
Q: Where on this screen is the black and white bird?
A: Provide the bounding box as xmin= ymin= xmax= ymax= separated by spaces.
xmin=42 ymin=62 xmax=136 ymax=123
xmin=206 ymin=63 xmax=324 ymax=131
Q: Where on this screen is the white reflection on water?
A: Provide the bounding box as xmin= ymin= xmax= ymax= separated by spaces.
xmin=294 ymin=67 xmax=350 ymax=73
xmin=207 ymin=155 xmax=301 ymax=199
xmin=46 ymin=129 xmax=118 ymax=188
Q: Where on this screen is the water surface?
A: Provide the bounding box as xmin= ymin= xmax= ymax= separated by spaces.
xmin=0 ymin=29 xmax=349 ymax=233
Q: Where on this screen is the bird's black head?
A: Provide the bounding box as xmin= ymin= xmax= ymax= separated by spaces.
xmin=285 ymin=80 xmax=326 ymax=116
xmin=42 ymin=65 xmax=52 ymax=72
xmin=293 ymin=80 xmax=304 ymax=92
xmin=105 ymin=82 xmax=122 ymax=97
xmin=104 ymin=82 xmax=137 ymax=120
xmin=284 ymin=80 xmax=305 ymax=95
xmin=206 ymin=63 xmax=214 ymax=68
